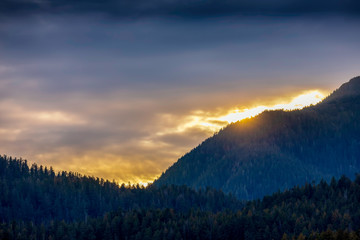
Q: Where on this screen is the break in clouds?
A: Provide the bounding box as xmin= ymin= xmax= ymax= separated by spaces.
xmin=0 ymin=14 xmax=360 ymax=183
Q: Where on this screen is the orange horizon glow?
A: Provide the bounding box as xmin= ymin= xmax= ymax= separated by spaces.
xmin=11 ymin=89 xmax=328 ymax=187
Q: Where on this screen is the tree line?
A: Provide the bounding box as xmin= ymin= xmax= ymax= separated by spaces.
xmin=2 ymin=155 xmax=360 ymax=239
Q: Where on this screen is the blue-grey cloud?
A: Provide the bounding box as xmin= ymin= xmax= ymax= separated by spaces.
xmin=1 ymin=0 xmax=360 ymax=18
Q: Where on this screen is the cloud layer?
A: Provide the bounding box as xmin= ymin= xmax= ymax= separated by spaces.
xmin=1 ymin=0 xmax=360 ymax=18
xmin=0 ymin=15 xmax=359 ymax=183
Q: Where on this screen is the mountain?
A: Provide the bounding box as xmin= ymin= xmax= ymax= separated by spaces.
xmin=155 ymin=76 xmax=360 ymax=200
xmin=323 ymin=76 xmax=360 ymax=103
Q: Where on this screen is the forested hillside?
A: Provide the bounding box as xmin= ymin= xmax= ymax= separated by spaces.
xmin=2 ymin=170 xmax=360 ymax=240
xmin=155 ymin=76 xmax=360 ymax=200
xmin=0 ymin=155 xmax=241 ymax=224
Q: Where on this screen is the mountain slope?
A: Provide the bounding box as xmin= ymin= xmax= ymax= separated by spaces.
xmin=155 ymin=76 xmax=360 ymax=200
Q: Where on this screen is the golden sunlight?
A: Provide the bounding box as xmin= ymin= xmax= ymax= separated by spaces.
xmin=155 ymin=90 xmax=327 ymax=139
xmin=219 ymin=90 xmax=325 ymax=124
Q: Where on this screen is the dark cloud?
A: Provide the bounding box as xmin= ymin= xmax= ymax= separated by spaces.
xmin=2 ymin=17 xmax=359 ymax=98
xmin=1 ymin=0 xmax=360 ymax=19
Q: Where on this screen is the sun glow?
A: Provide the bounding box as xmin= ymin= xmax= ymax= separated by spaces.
xmin=219 ymin=90 xmax=325 ymax=124
xmin=159 ymin=90 xmax=327 ymax=136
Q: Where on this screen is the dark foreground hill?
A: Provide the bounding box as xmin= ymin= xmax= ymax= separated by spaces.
xmin=0 ymin=155 xmax=240 ymax=224
xmin=155 ymin=76 xmax=360 ymax=200
xmin=2 ymin=173 xmax=360 ymax=240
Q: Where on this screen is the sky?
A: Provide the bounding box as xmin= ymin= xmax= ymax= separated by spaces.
xmin=0 ymin=0 xmax=360 ymax=184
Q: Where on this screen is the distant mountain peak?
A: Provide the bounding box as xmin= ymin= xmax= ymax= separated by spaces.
xmin=337 ymin=76 xmax=360 ymax=94
xmin=323 ymin=76 xmax=360 ymax=103
xmin=155 ymin=76 xmax=360 ymax=200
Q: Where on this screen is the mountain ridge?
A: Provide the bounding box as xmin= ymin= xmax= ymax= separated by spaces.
xmin=322 ymin=76 xmax=360 ymax=103
xmin=155 ymin=76 xmax=360 ymax=200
